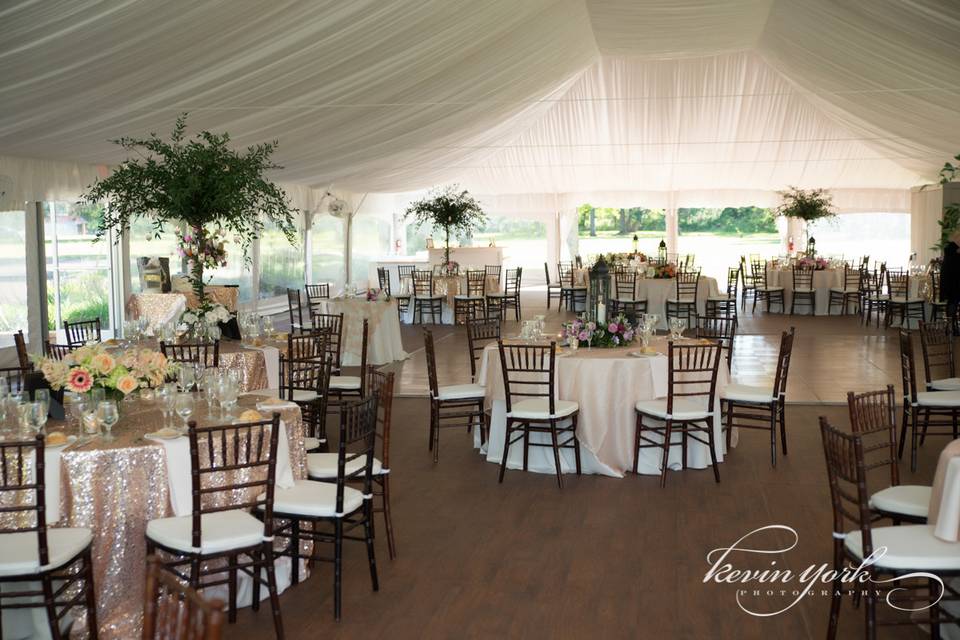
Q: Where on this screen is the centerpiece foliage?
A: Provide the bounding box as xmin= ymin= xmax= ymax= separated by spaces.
xmin=934 ymin=153 xmax=960 ymax=251
xmin=404 ymin=186 xmax=486 ymax=268
xmin=561 ymin=314 xmax=636 ymax=348
xmin=774 ymin=187 xmax=837 ymax=223
xmin=81 ymin=114 xmax=299 ymax=316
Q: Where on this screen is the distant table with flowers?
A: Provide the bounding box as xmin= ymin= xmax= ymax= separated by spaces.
xmin=398 ymin=271 xmax=500 ymax=325
xmin=126 ymin=285 xmax=239 ymax=334
xmin=766 ymin=261 xmax=842 ymax=315
xmin=316 ymin=296 xmax=408 ymax=365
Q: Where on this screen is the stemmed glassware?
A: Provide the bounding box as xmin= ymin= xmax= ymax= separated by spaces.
xmin=97 ymin=400 xmax=119 ymax=441
xmin=158 ymin=382 xmax=178 ymax=429
xmin=217 ymin=378 xmax=239 ymax=420
xmin=33 ymin=389 xmax=50 ymax=420
xmin=174 ymin=393 xmax=194 ymax=433
xmin=668 ymin=317 xmax=687 ymax=340
xmin=64 ymin=392 xmax=88 ymax=441
xmin=179 ymin=365 xmax=196 ymax=392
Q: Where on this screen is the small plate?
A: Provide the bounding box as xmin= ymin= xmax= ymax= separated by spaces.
xmin=46 ymin=434 xmax=77 ymax=449
xmin=145 ymin=428 xmax=183 ymax=440
xmin=628 ymin=350 xmax=660 ymax=358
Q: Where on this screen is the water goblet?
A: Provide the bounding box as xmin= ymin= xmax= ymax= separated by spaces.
xmin=669 ymin=318 xmax=687 ymax=340
xmin=97 ymin=400 xmax=119 ymax=441
xmin=179 ymin=365 xmax=196 ymax=392
xmin=219 ymin=379 xmax=239 ymax=420
xmin=174 ymin=393 xmax=194 ymax=433
xmin=262 ymin=315 xmax=275 ymax=338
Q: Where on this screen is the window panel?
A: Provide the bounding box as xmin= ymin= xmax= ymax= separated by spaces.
xmin=311 ymin=214 xmax=345 ymax=290
xmin=259 ymin=216 xmax=304 ymax=299
xmin=0 ymin=210 xmax=28 ymax=335
xmin=128 ymin=217 xmax=182 ymax=293
xmin=350 ymin=214 xmax=391 ymax=289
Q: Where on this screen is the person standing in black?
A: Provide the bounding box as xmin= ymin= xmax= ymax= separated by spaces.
xmin=941 ymin=240 xmax=960 ymax=332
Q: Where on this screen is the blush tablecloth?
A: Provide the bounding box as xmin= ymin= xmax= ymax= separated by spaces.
xmin=316 ymin=297 xmax=408 ymax=365
xmin=475 ymin=339 xmax=733 ymax=478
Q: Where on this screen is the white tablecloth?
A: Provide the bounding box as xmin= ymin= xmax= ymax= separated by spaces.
xmin=475 ymin=339 xmax=733 ymax=478
xmin=930 ymin=440 xmax=960 ymax=542
xmin=766 ymin=268 xmax=842 ymax=315
xmin=317 ymin=297 xmax=408 ymax=365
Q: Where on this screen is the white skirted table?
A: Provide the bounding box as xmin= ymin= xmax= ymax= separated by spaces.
xmin=474 ymin=338 xmax=733 ymax=478
xmin=766 ymin=267 xmax=843 ymax=315
xmin=316 ymin=297 xmax=408 ymax=365
xmin=399 ymin=273 xmax=501 ymax=325
xmin=930 ymin=440 xmax=960 ymax=543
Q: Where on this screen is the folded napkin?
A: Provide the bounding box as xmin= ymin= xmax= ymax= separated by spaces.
xmin=244 ymin=345 xmax=281 ymax=390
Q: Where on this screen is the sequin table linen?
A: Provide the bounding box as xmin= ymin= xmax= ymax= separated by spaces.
xmin=475 ymin=339 xmax=733 ymax=478
xmin=6 ymin=395 xmax=306 ymax=639
xmin=929 ymin=440 xmax=960 ymax=542
xmin=125 ymin=293 xmax=187 ymax=334
xmin=215 ymin=341 xmax=275 ymax=392
xmin=316 ymin=298 xmax=408 ymax=365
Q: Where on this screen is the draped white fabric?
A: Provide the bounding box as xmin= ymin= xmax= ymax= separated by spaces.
xmin=2 ymin=0 xmax=960 ymax=209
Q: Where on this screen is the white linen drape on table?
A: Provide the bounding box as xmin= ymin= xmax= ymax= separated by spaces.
xmin=766 ymin=268 xmax=843 ymax=316
xmin=317 ymin=298 xmax=408 ymax=365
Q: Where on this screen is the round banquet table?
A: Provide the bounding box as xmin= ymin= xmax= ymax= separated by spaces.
xmin=766 ymin=267 xmax=843 ymax=315
xmin=1 ymin=394 xmax=306 ymax=640
xmin=929 ymin=439 xmax=960 ymax=543
xmin=399 ymin=273 xmax=500 ymax=325
xmin=316 ymin=297 xmax=408 ymax=365
xmin=474 ymin=338 xmax=734 ymax=478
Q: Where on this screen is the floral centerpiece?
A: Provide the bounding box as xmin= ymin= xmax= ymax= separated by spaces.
xmin=598 ymin=251 xmax=647 ymax=266
xmin=650 ymin=263 xmax=677 ymax=279
xmin=178 ymin=302 xmax=232 ymax=336
xmin=560 ymin=314 xmax=636 ymax=348
xmin=366 ymin=288 xmax=390 ymax=302
xmin=36 ymin=344 xmax=173 ymax=400
xmin=797 ymin=256 xmax=830 ymax=271
xmin=404 ymin=186 xmax=486 ymax=268
xmin=441 ymin=260 xmax=459 ymax=275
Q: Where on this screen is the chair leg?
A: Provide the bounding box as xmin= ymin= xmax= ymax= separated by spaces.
xmin=499 ymin=422 xmax=513 ymax=483
xmin=522 ymin=422 xmax=530 ymax=472
xmin=778 ymin=402 xmax=787 ymax=456
xmin=263 ymin=545 xmax=284 ymax=637
xmin=897 ymin=404 xmax=909 ymax=459
xmin=364 ymin=501 xmax=379 ymax=591
xmin=633 ymin=412 xmax=642 ymax=474
xmin=334 ymin=519 xmax=344 ymax=620
xmin=827 ymin=540 xmax=843 ymax=639
xmin=659 ymin=420 xmax=673 ymax=488
xmin=769 ymin=406 xmax=777 ymax=468
xmin=42 ymin=574 xmax=61 ymax=640
xmin=228 ymin=553 xmax=238 ymax=622
xmin=382 ymin=475 xmax=397 ymax=560
xmin=572 ymin=414 xmax=581 ymax=475
xmin=549 ymin=422 xmax=564 ymax=489
xmin=290 ymin=521 xmax=300 ymax=585
xmin=911 ymin=407 xmax=920 ymax=472
xmin=724 ymin=401 xmax=732 ymax=449
xmin=83 ymin=548 xmax=99 ymax=639
xmin=706 ymin=418 xmax=720 ymax=483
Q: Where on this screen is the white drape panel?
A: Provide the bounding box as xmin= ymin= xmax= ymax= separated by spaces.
xmin=0 ymin=155 xmax=104 ymax=206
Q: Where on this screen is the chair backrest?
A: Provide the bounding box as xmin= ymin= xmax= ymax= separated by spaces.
xmin=674 ymin=268 xmax=701 ymax=301
xmin=311 ymin=313 xmax=344 ymax=370
xmin=614 ymin=270 xmax=636 ymax=299
xmin=485 ymin=265 xmax=501 ymax=285
xmin=160 ymin=340 xmax=220 ymax=368
xmin=543 ymin=262 xmax=553 ymax=286
xmin=665 ymin=340 xmax=722 ymax=415
xmin=397 ymin=265 xmax=415 ymax=284
xmin=497 ymin=340 xmax=557 ymax=416
xmin=792 ymin=265 xmax=814 ymax=290
xmin=503 ymin=268 xmax=522 ymax=296
xmin=44 ymin=341 xmax=74 ymax=361
xmin=887 ymin=269 xmax=908 ymax=299
xmin=0 ymin=435 xmax=50 ymax=566
xmin=423 ymin=329 xmax=440 ymax=398
xmin=842 ymin=264 xmax=860 ymax=290
xmin=377 ymin=267 xmax=391 ymax=294
xmin=772 ymin=327 xmax=796 ymax=398
xmin=724 ymin=266 xmax=740 ymax=298
xmin=187 ymin=413 xmax=281 ymax=551
xmin=365 ymin=367 xmax=395 ymax=471
xmin=557 ymin=263 xmax=575 ymax=287
xmin=284 ymin=349 xmax=333 ymax=402
xmin=286 ymin=288 xmax=304 ymax=329
xmin=466 ymin=319 xmax=501 ymax=380
xmin=819 ymin=418 xmax=875 ymax=559
xmin=334 ymin=395 xmax=379 ymax=515
xmin=64 ymin=318 xmax=101 ymax=347
xmin=696 ymin=315 xmax=737 ymax=369
xmin=286 ymin=327 xmax=329 ymax=361
xmin=847 ymin=385 xmax=900 ymax=487
xmin=898 ymin=330 xmax=920 ymax=404
xmin=305 ymin=283 xmax=330 ymax=306
xmin=14 ymin=330 xmax=31 ymax=370
xmin=142 ymin=555 xmax=225 ymax=640
xmin=919 ymin=319 xmax=954 ymax=384
xmin=465 ymin=270 xmax=487 ymax=297
xmin=357 ymin=319 xmax=369 ymax=396
xmin=750 ymin=259 xmax=767 ymax=288
xmin=574 ymin=255 xmax=583 ymax=269
xmin=412 ymin=270 xmax=434 ymax=297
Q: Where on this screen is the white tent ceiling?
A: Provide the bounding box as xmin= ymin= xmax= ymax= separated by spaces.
xmin=2 ymin=0 xmax=959 ymax=211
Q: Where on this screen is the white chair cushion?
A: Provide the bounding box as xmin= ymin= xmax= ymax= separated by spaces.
xmin=869 ymin=485 xmax=931 ymax=519
xmin=291 ymin=389 xmax=318 ymax=402
xmin=666 ymin=298 xmax=695 ymax=304
xmin=916 ymin=390 xmax=960 ymax=407
xmin=146 ymin=510 xmax=265 ymax=554
xmin=435 ymin=383 xmax=485 ymax=401
xmin=844 ymin=525 xmax=960 ymax=571
xmin=453 ymin=295 xmax=484 ymax=300
xmin=304 ymin=436 xmax=324 ymax=450
xmin=635 ymin=397 xmax=710 ymax=420
xmin=611 ymin=297 xmax=643 ymax=304
xmin=0 ymin=528 xmax=92 ymax=577
xmin=829 ymin=287 xmax=859 ymax=293
xmin=262 ymin=479 xmax=364 ymax=518
xmin=930 ymin=377 xmax=960 ymax=391
xmin=307 ymin=452 xmax=384 ymax=478
xmin=792 ymin=287 xmax=815 ymax=293
xmin=414 ymin=294 xmax=443 ymax=300
xmin=758 ymin=286 xmax=784 ymax=292
xmin=507 ymin=398 xmax=578 ymax=420
xmin=721 ymin=383 xmax=775 ymax=404
xmin=890 ymin=296 xmax=925 ymax=304
xmin=329 ymin=375 xmax=361 ymax=390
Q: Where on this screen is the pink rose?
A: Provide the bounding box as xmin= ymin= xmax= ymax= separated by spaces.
xmin=607 ymin=322 xmax=619 ymax=333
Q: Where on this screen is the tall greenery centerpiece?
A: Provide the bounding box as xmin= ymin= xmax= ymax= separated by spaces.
xmin=774 ymin=187 xmax=836 ymax=251
xmin=81 ymin=114 xmax=298 ymax=312
xmin=933 ymin=153 xmax=960 ymax=252
xmin=404 ymin=186 xmax=486 ymax=269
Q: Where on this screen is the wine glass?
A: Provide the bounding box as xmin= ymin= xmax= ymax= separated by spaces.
xmin=669 ymin=318 xmax=687 ymax=340
xmin=97 ymin=400 xmax=119 ymax=441
xmin=88 ymin=387 xmax=105 ymax=407
xmin=218 ymin=379 xmax=239 ymax=420
xmin=161 ymin=383 xmax=178 ymax=428
xmin=174 ymin=393 xmax=194 ymax=433
xmin=204 ymin=368 xmax=220 ymax=411
xmin=179 ymin=365 xmax=196 ymax=393
xmin=33 ymin=389 xmax=50 ymax=419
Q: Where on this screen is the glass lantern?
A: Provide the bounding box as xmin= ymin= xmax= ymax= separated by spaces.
xmin=658 ymin=239 xmax=668 ymax=265
xmin=632 ymin=233 xmax=639 ymax=254
xmin=807 ymin=236 xmax=816 ymax=257
xmin=587 ymin=256 xmax=611 ymax=324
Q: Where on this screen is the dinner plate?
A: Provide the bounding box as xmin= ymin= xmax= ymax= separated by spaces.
xmin=45 ymin=434 xmax=78 ymax=449
xmin=145 ymin=428 xmax=183 ymax=440
xmin=628 ymin=351 xmax=661 ymax=358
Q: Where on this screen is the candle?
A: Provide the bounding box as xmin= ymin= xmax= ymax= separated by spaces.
xmin=597 ymin=301 xmax=606 ymax=324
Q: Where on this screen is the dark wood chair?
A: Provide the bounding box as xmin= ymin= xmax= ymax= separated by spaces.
xmin=696 ymin=314 xmax=738 ymax=370
xmin=897 ymin=330 xmax=959 ymax=472
xmin=412 ymin=270 xmax=443 ymax=324
xmin=14 ymin=329 xmax=32 ymax=370
xmin=466 ymin=318 xmax=501 ymax=383
xmin=739 ymin=256 xmax=757 ymax=312
xmin=497 ymin=340 xmax=581 ymax=489
xmin=283 ymin=331 xmax=333 ymax=452
xmin=272 ymin=395 xmax=380 ymax=620
xmin=919 ymin=320 xmax=960 ymax=391
xmin=286 ymin=288 xmax=306 ymax=331
xmin=860 ymin=264 xmax=888 ymax=327
xmin=828 ymin=264 xmax=861 ymax=315
xmin=609 ymin=269 xmax=647 ymax=320
xmin=819 ymin=418 xmax=959 ymax=639
xmin=142 ymin=555 xmax=225 ymax=640
xmin=790 ymin=265 xmax=816 ymax=315
xmin=665 ymin=267 xmax=700 ymax=326
xmin=44 ymin=341 xmax=74 ymax=361
xmin=328 ymin=319 xmax=368 ymax=412
xmin=378 ymin=266 xmax=410 ymax=320
xmin=424 ymin=329 xmax=485 ymax=462
xmin=484 ymin=264 xmax=502 ymax=289
xmin=635 ymin=340 xmax=722 ymax=487
xmin=544 ymin=263 xmax=562 ymax=309
xmin=144 ymin=414 xmax=284 ymax=638
xmin=305 ymin=283 xmax=331 ymax=315
xmin=64 ymin=317 xmax=101 ymax=347
xmin=311 ymin=312 xmax=344 ymax=374
xmin=557 ymin=262 xmax=586 ymax=311
xmin=486 ymin=267 xmax=522 ymax=321
xmin=929 ymin=266 xmax=950 ymax=322
xmin=454 ymin=270 xmax=487 ymax=324
xmin=0 ymin=435 xmax=99 ymax=639
xmin=848 ymin=385 xmax=930 ymax=524
xmin=752 ymin=259 xmax=784 ymax=313
xmin=706 ymin=266 xmax=740 ymax=318
xmin=160 ymin=340 xmax=220 ymax=368
xmin=886 ymin=270 xmax=925 ymax=329
xmin=720 ymin=327 xmax=794 ymax=468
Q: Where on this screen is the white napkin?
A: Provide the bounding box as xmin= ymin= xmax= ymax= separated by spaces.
xmin=43 ymin=447 xmax=63 ymax=524
xmin=244 ymin=345 xmax=281 ymax=390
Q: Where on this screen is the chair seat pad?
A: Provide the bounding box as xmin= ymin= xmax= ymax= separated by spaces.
xmin=0 ymin=528 xmax=92 ymax=577
xmin=707 ymin=295 xmax=735 ymax=302
xmin=758 ymin=287 xmax=784 ymax=292
xmin=930 ymin=377 xmax=960 ymax=391
xmin=889 ymin=297 xmax=925 ymax=304
xmin=303 ymin=436 xmax=324 ymax=450
xmin=291 ymin=389 xmax=318 ymax=403
xmin=146 ymin=510 xmax=264 ymax=554
xmin=829 ymin=287 xmax=860 ymax=294
xmin=414 ymin=295 xmax=443 ymax=300
xmin=844 ymin=525 xmax=960 ymax=571
xmin=611 ymin=297 xmax=646 ymax=304
xmin=435 ymin=383 xmax=485 ymax=401
xmin=307 ymin=452 xmax=384 ymax=478
xmin=722 ymin=383 xmax=775 ymax=404
xmin=560 ymin=286 xmax=587 ymax=291
xmin=392 ymin=294 xmax=411 ymax=300
xmin=916 ymin=390 xmax=960 ymax=407
xmin=635 ymin=397 xmax=710 ymax=420
xmin=486 ymin=293 xmax=516 ymax=299
xmin=263 ymin=480 xmax=364 ymax=519
xmin=508 ymin=398 xmax=578 ymax=420
xmin=329 ymin=375 xmax=361 ymax=390
xmin=792 ymin=287 xmax=815 ymax=293
xmin=666 ymin=298 xmax=696 ymax=304
xmin=453 ymin=295 xmax=485 ymax=300
xmin=869 ymin=485 xmax=931 ymax=519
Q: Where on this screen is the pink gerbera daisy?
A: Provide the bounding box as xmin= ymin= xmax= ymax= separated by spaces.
xmin=66 ymin=367 xmax=93 ymax=394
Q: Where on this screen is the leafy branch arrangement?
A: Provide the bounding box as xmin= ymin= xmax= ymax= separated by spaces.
xmin=935 ymin=153 xmax=960 ymax=251
xmin=404 ymin=186 xmax=486 ymax=266
xmin=81 ymin=114 xmax=299 ymax=305
xmin=774 ymin=187 xmax=836 ymax=223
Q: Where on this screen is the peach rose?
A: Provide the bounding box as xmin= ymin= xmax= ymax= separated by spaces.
xmin=116 ymin=374 xmax=139 ymax=395
xmin=91 ymin=353 xmax=117 ymax=375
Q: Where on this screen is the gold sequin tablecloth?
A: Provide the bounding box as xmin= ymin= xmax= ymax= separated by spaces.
xmin=217 ymin=341 xmax=274 ymax=391
xmin=126 ymin=287 xmax=240 ymax=333
xmin=4 ymin=395 xmax=306 ymax=639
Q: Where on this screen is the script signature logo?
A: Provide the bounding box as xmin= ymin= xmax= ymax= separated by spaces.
xmin=702 ymin=525 xmax=943 ymax=617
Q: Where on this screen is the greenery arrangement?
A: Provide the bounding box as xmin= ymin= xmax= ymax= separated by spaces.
xmin=774 ymin=187 xmax=836 ymax=223
xmin=934 ymin=153 xmax=960 ymax=251
xmin=404 ymin=186 xmax=486 ymax=266
xmin=81 ymin=114 xmax=299 ymax=311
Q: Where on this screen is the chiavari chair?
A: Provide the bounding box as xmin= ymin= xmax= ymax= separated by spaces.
xmin=44 ymin=341 xmax=74 ymax=361
xmin=14 ymin=329 xmax=32 ymax=370
xmin=919 ymin=320 xmax=960 ymax=391
xmin=160 ymin=340 xmax=220 ymax=368
xmin=819 ymin=418 xmax=959 ymax=639
xmin=466 ymin=318 xmax=501 ymax=383
xmin=307 ymin=368 xmax=398 ymax=559
xmin=929 ymin=266 xmax=949 ymax=322
xmin=791 ymin=264 xmax=816 ymax=315
xmin=304 ymin=283 xmax=331 ymax=316
xmin=751 ymin=259 xmax=785 ymax=313
xmin=412 ymin=270 xmax=443 ymax=324
xmin=0 ymin=434 xmax=99 ymax=639
xmin=424 ymin=329 xmax=486 ymax=462
xmin=860 ymin=263 xmax=888 ymax=327
xmin=557 ymin=262 xmax=586 ymax=311
xmin=706 ymin=265 xmax=740 ymax=318
xmin=486 ymin=267 xmax=522 ymax=321
xmin=286 ymin=288 xmax=306 ymax=331
xmin=63 ymin=317 xmax=101 ymax=347
xmin=142 ymin=555 xmax=225 ymax=640
xmin=609 ymin=269 xmax=647 ymax=320
xmin=145 ymin=414 xmax=284 ymax=637
xmin=484 ymin=264 xmax=501 ymax=288
xmin=635 ymin=339 xmax=722 ymax=487
xmin=379 ymin=266 xmax=410 ymax=320
xmin=739 ymin=256 xmax=757 ymax=312
xmin=544 ymin=262 xmax=562 ymax=309
xmin=721 ymin=327 xmax=795 ymax=468
xmin=886 ymin=270 xmax=925 ymax=329
xmin=271 ymin=395 xmax=380 ymax=620
xmin=498 ymin=340 xmax=581 ymax=489
xmin=665 ymin=267 xmax=700 ymax=326
xmin=311 ymin=312 xmax=344 ymax=374
xmin=454 ymin=269 xmax=487 ymax=324
xmin=828 ymin=264 xmax=861 ymax=315
xmin=847 ymin=386 xmax=930 ymax=523
xmin=396 ymin=264 xmax=415 ymax=290
xmin=328 ymin=319 xmax=368 ymax=412
xmin=283 ymin=331 xmax=333 ymax=452
xmin=696 ymin=314 xmax=737 ymax=370
xmin=897 ymin=330 xmax=960 ymax=472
